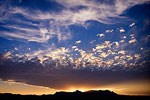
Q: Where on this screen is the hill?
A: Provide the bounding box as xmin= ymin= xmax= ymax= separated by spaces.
xmin=0 ymin=90 xmax=149 ymax=100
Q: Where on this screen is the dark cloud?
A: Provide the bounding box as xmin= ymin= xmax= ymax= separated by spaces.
xmin=0 ymin=53 xmax=149 ymax=90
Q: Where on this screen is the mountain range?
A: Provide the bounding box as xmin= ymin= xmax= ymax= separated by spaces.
xmin=0 ymin=90 xmax=149 ymax=100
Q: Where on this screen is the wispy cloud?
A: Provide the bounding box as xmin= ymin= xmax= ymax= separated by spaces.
xmin=3 ymin=31 xmax=146 ymax=70
xmin=0 ymin=0 xmax=149 ymax=43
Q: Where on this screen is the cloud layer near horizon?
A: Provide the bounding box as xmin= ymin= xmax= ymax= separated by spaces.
xmin=0 ymin=53 xmax=149 ymax=90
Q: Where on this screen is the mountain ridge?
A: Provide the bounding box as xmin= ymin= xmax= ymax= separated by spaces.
xmin=0 ymin=90 xmax=149 ymax=100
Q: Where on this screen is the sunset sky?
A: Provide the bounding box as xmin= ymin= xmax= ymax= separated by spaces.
xmin=0 ymin=0 xmax=150 ymax=95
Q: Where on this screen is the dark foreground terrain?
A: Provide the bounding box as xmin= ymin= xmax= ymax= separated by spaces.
xmin=0 ymin=90 xmax=149 ymax=100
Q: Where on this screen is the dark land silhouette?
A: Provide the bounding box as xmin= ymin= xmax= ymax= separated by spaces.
xmin=0 ymin=90 xmax=149 ymax=100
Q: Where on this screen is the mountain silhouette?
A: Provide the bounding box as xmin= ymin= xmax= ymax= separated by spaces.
xmin=54 ymin=90 xmax=117 ymax=97
xmin=0 ymin=90 xmax=149 ymax=100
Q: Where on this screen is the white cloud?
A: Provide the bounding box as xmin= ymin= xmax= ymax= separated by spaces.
xmin=119 ymin=40 xmax=124 ymax=43
xmin=4 ymin=33 xmax=145 ymax=69
xmin=28 ymin=48 xmax=31 ymax=50
xmin=129 ymin=38 xmax=136 ymax=44
xmin=0 ymin=1 xmax=148 ymax=69
xmin=14 ymin=47 xmax=18 ymax=51
xmin=130 ymin=23 xmax=135 ymax=27
xmin=118 ymin=50 xmax=126 ymax=55
xmin=123 ymin=36 xmax=127 ymax=39
xmin=115 ymin=42 xmax=119 ymax=47
xmin=114 ymin=56 xmax=119 ymax=60
xmin=130 ymin=34 xmax=135 ymax=39
xmin=1 ymin=31 xmax=52 ymax=43
xmin=72 ymin=46 xmax=77 ymax=49
xmin=55 ymin=0 xmax=149 ymax=24
xmin=126 ymin=55 xmax=133 ymax=61
xmin=25 ymin=47 xmax=71 ymax=64
xmin=134 ymin=54 xmax=140 ymax=60
xmin=75 ymin=40 xmax=81 ymax=44
xmin=97 ymin=34 xmax=105 ymax=37
xmin=0 ymin=0 xmax=149 ymax=43
xmin=105 ymin=29 xmax=113 ymax=33
xmin=89 ymin=40 xmax=96 ymax=44
xmin=4 ymin=51 xmax=12 ymax=59
xmin=40 ymin=28 xmax=48 ymax=34
xmin=129 ymin=34 xmax=136 ymax=44
xmin=119 ymin=28 xmax=125 ymax=33
xmin=141 ymin=47 xmax=143 ymax=50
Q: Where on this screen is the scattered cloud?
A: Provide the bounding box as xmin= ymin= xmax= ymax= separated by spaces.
xmin=0 ymin=0 xmax=150 ymax=92
xmin=75 ymin=40 xmax=82 ymax=44
xmin=119 ymin=28 xmax=125 ymax=33
xmin=120 ymin=40 xmax=125 ymax=43
xmin=0 ymin=0 xmax=149 ymax=43
xmin=89 ymin=40 xmax=96 ymax=44
xmin=118 ymin=50 xmax=126 ymax=55
xmin=130 ymin=23 xmax=135 ymax=27
xmin=0 ymin=52 xmax=149 ymax=90
xmin=105 ymin=29 xmax=114 ymax=33
xmin=123 ymin=36 xmax=127 ymax=39
xmin=3 ymin=35 xmax=145 ymax=70
xmin=14 ymin=47 xmax=18 ymax=51
xmin=97 ymin=34 xmax=105 ymax=37
xmin=129 ymin=38 xmax=137 ymax=44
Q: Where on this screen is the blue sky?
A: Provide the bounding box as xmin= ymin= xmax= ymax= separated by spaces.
xmin=0 ymin=0 xmax=150 ymax=95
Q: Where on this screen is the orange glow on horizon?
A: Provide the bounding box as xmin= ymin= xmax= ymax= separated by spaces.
xmin=58 ymin=80 xmax=150 ymax=96
xmin=0 ymin=79 xmax=150 ymax=96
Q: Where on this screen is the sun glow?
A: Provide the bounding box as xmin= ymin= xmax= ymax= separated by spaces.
xmin=67 ymin=88 xmax=88 ymax=92
xmin=59 ymin=80 xmax=150 ymax=96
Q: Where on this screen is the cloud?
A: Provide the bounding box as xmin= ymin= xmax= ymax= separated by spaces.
xmin=134 ymin=54 xmax=140 ymax=60
xmin=119 ymin=28 xmax=125 ymax=33
xmin=6 ymin=30 xmax=144 ymax=69
xmin=72 ymin=46 xmax=77 ymax=49
xmin=1 ymin=32 xmax=146 ymax=70
xmin=89 ymin=40 xmax=96 ymax=44
xmin=55 ymin=0 xmax=150 ymax=24
xmin=0 ymin=13 xmax=147 ymax=70
xmin=1 ymin=31 xmax=52 ymax=43
xmin=0 ymin=0 xmax=150 ymax=91
xmin=123 ymin=36 xmax=127 ymax=39
xmin=14 ymin=47 xmax=18 ymax=51
xmin=24 ymin=47 xmax=71 ymax=64
xmin=115 ymin=42 xmax=119 ymax=47
xmin=3 ymin=51 xmax=12 ymax=59
xmin=97 ymin=34 xmax=105 ymax=37
xmin=129 ymin=38 xmax=137 ymax=44
xmin=0 ymin=0 xmax=149 ymax=43
xmin=130 ymin=23 xmax=135 ymax=27
xmin=118 ymin=50 xmax=126 ymax=55
xmin=105 ymin=29 xmax=114 ymax=33
xmin=0 ymin=6 xmax=71 ymax=43
xmin=75 ymin=40 xmax=81 ymax=44
xmin=128 ymin=34 xmax=137 ymax=44
xmin=0 ymin=52 xmax=149 ymax=90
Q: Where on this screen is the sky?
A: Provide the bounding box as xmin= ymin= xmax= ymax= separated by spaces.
xmin=0 ymin=0 xmax=150 ymax=95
